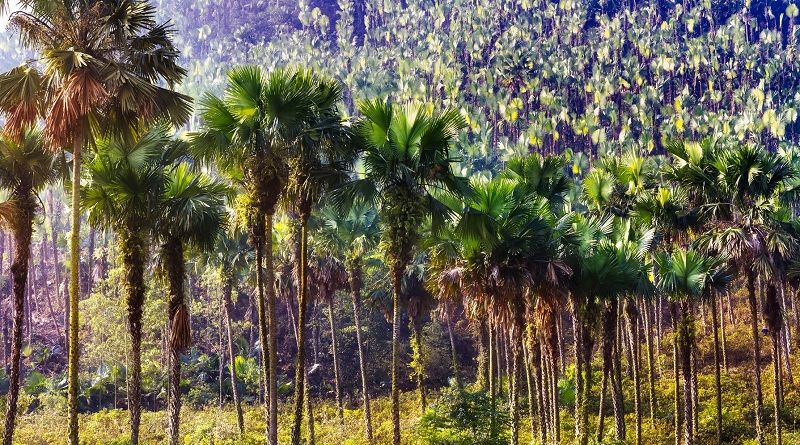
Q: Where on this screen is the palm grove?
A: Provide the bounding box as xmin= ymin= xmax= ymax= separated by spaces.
xmin=0 ymin=0 xmax=799 ymax=445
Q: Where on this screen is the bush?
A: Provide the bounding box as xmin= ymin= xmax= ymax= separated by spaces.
xmin=418 ymin=382 xmax=509 ymax=445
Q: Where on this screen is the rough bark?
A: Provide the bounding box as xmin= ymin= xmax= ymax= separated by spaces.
xmin=120 ymin=228 xmax=148 ymax=445
xmin=291 ymin=222 xmax=310 ymax=445
xmin=389 ymin=261 xmax=402 ymax=445
xmin=2 ymin=186 xmax=34 ymax=445
xmin=67 ymin=142 xmax=81 ymax=445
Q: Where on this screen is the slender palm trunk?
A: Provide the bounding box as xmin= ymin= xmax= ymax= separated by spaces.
xmin=710 ymin=293 xmax=723 ymax=445
xmin=671 ymin=302 xmax=681 ymax=445
xmin=626 ymin=298 xmax=642 ymax=445
xmin=252 ymin=217 xmax=271 ymax=439
xmin=264 ymin=213 xmax=278 ymax=445
xmin=746 ymin=271 xmax=765 ymax=445
xmin=67 ymin=142 xmax=81 ymax=445
xmin=222 ymin=273 xmax=244 ymax=434
xmin=679 ymin=302 xmax=694 ymax=445
xmin=120 ymin=229 xmax=148 ymax=445
xmin=523 ymin=332 xmax=537 ymax=442
xmin=488 ymin=318 xmax=497 ymax=436
xmin=164 ymin=239 xmax=189 ymax=445
xmin=349 ymin=266 xmax=373 ymax=443
xmin=642 ymin=295 xmax=657 ymax=425
xmin=291 ymin=222 xmax=310 ymax=445
xmin=390 ymin=263 xmax=402 ymax=445
xmin=2 ymin=189 xmax=33 ymax=445
xmin=721 ymin=293 xmax=729 ymax=373
xmin=326 ymin=300 xmax=343 ymax=420
xmin=771 ymin=332 xmax=782 ymax=445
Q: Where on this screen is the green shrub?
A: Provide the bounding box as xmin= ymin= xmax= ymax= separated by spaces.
xmin=418 ymin=382 xmax=509 ymax=445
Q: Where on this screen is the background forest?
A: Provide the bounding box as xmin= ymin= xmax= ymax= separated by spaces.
xmin=1 ymin=1 xmax=800 ymax=445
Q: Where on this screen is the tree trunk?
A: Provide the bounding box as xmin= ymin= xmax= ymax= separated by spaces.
xmin=772 ymin=332 xmax=782 ymax=445
xmin=349 ymin=265 xmax=373 ymax=443
xmin=251 ymin=216 xmax=271 ymax=441
xmin=626 ymin=297 xmax=642 ymax=445
xmin=121 ymin=228 xmax=148 ymax=445
xmin=642 ymin=295 xmax=656 ymax=426
xmin=264 ymin=212 xmax=278 ymax=445
xmin=223 ymin=272 xmax=244 ymax=434
xmin=291 ymin=222 xmax=310 ymax=445
xmin=2 ymin=189 xmax=34 ymax=445
xmin=389 ymin=261 xmax=403 ymax=445
xmin=710 ymin=293 xmax=723 ymax=445
xmin=679 ymin=302 xmax=694 ymax=445
xmin=163 ymin=238 xmax=192 ymax=445
xmin=488 ymin=318 xmax=497 ymax=437
xmin=721 ymin=293 xmax=729 ymax=373
xmin=326 ymin=299 xmax=343 ymax=420
xmin=67 ymin=141 xmax=82 ymax=445
xmin=746 ymin=271 xmax=765 ymax=445
xmin=533 ymin=336 xmax=548 ymax=445
xmin=671 ymin=302 xmax=681 ymax=445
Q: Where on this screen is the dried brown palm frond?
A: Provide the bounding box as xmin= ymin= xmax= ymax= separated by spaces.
xmin=170 ymin=303 xmax=191 ymax=352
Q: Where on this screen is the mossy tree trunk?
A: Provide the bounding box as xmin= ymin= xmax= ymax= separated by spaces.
xmin=163 ymin=238 xmax=191 ymax=445
xmin=120 ymin=228 xmax=148 ymax=445
xmin=67 ymin=142 xmax=82 ymax=445
xmin=2 ymin=184 xmax=34 ymax=445
xmin=290 ymin=220 xmax=310 ymax=445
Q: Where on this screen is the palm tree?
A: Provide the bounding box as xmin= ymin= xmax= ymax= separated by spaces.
xmin=285 ymin=71 xmax=355 ymax=445
xmin=0 ymin=129 xmax=59 ymax=445
xmin=157 ymin=163 xmax=228 ymax=445
xmin=0 ymin=3 xmax=190 ymax=441
xmin=189 ymin=67 xmax=321 ymax=444
xmin=656 ymin=249 xmax=731 ymax=445
xmin=338 ymin=98 xmax=468 ymax=445
xmin=684 ymin=143 xmax=794 ymax=445
xmin=82 ymin=126 xmax=174 ymax=445
xmin=313 ymin=203 xmax=380 ymax=443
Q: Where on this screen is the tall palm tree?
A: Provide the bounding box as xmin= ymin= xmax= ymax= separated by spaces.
xmin=0 ymin=3 xmax=190 ymax=441
xmin=285 ymin=71 xmax=355 ymax=445
xmin=685 ymin=143 xmax=795 ymax=445
xmin=0 ymin=129 xmax=59 ymax=445
xmin=313 ymin=203 xmax=380 ymax=443
xmin=656 ymin=249 xmax=731 ymax=445
xmin=82 ymin=126 xmax=173 ymax=445
xmin=189 ymin=67 xmax=320 ymax=444
xmin=157 ymin=163 xmax=228 ymax=445
xmin=338 ymin=99 xmax=468 ymax=445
